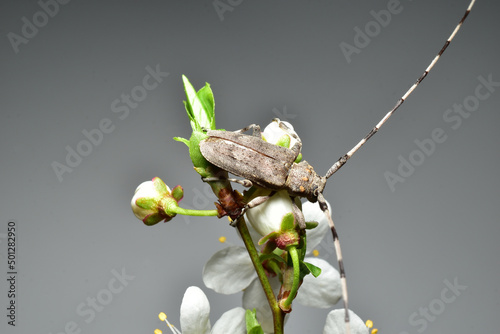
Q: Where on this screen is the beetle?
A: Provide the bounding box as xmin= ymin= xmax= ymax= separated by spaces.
xmin=200 ymin=121 xmax=326 ymax=203
xmin=196 ymin=2 xmax=475 ymax=332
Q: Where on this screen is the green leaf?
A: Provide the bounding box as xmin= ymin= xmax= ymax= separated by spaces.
xmin=304 ymin=261 xmax=322 ymax=278
xmin=196 ymin=83 xmax=215 ymax=129
xmin=182 ymin=75 xmax=215 ymax=131
xmin=245 ymin=309 xmax=264 ymax=334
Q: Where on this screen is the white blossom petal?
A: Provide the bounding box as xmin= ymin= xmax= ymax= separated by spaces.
xmin=302 ymin=200 xmax=330 ymax=253
xmin=180 ymin=286 xmax=211 ymax=334
xmin=242 ymin=278 xmax=281 ymax=333
xmin=245 ymin=190 xmax=294 ymax=236
xmin=262 ymin=120 xmax=300 ymax=149
xmin=130 ymin=181 xmax=159 ymax=220
xmin=323 ymin=309 xmax=368 ymax=334
xmin=203 ymin=246 xmax=256 ymax=294
xmin=211 ymin=307 xmax=247 ymax=334
xmin=295 ymin=257 xmax=342 ymax=308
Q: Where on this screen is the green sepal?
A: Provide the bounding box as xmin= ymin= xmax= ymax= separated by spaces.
xmin=259 ymin=252 xmax=286 ymax=265
xmin=275 ymin=134 xmax=291 ymax=148
xmin=136 ymin=197 xmax=157 ymax=210
xmin=280 ymin=212 xmax=295 ymax=231
xmin=143 ymin=213 xmax=172 ymax=226
xmin=152 ymin=177 xmax=168 ymax=194
xmin=258 ymin=231 xmax=278 ymax=246
xmin=173 ymin=136 xmax=190 ymax=147
xmin=245 ymin=309 xmax=264 ymax=334
xmin=171 ymin=185 xmax=184 ymax=201
xmin=305 ymin=221 xmax=319 ymax=229
xmin=295 ymin=152 xmax=303 ymax=163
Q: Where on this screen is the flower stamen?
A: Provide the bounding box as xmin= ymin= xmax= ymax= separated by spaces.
xmin=158 ymin=312 xmax=181 ymax=334
xmin=365 ymin=319 xmax=379 ymax=334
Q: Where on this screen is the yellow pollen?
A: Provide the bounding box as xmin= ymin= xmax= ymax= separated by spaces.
xmin=299 ymin=186 xmax=305 ymax=192
xmin=158 ymin=312 xmax=167 ymax=321
xmin=154 ymin=329 xmax=162 ymax=334
xmin=302 ymin=176 xmax=309 ymax=181
xmin=372 ymin=329 xmax=378 ymax=334
xmin=365 ymin=320 xmax=373 ymax=328
xmin=312 ymin=249 xmax=319 ymax=257
xmin=219 ymin=236 xmax=227 ymax=243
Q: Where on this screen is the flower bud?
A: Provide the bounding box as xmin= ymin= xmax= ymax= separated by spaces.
xmin=245 ymin=190 xmax=294 ymax=237
xmin=262 ymin=119 xmax=300 ymax=149
xmin=131 ymin=177 xmax=184 ymax=226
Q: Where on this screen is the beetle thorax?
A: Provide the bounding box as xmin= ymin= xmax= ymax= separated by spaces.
xmin=285 ymin=160 xmax=326 ymax=202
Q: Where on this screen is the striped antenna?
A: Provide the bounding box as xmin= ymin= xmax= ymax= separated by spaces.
xmin=322 ymin=2 xmax=476 ymax=333
xmin=325 ymin=0 xmax=476 ymax=180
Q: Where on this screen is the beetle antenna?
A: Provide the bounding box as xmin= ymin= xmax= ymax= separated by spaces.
xmin=325 ymin=0 xmax=475 ymax=180
xmin=317 ymin=192 xmax=351 ymax=334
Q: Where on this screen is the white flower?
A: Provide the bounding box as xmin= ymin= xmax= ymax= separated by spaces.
xmin=157 ymin=286 xmax=246 ymax=334
xmin=203 ymin=200 xmax=341 ymax=333
xmin=261 ymin=119 xmax=300 ymax=150
xmin=323 ymin=309 xmax=369 ymax=334
xmin=244 ymin=190 xmax=295 ymax=237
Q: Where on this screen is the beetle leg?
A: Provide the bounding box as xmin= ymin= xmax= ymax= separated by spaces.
xmin=291 ymin=197 xmax=306 ymax=230
xmin=229 ymin=191 xmax=275 ymax=227
xmin=234 ymin=124 xmax=262 ymax=138
xmin=202 ymin=176 xmax=253 ymax=188
xmin=317 ymin=192 xmax=351 ymax=334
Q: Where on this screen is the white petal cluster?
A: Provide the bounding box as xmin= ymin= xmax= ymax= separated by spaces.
xmin=204 ymin=199 xmax=343 ymax=333
xmin=261 ymin=119 xmax=300 ymax=150
xmin=165 ymin=286 xmax=247 ymax=334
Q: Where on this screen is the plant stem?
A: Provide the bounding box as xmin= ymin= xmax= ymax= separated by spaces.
xmin=236 ymin=218 xmax=285 ymax=334
xmin=282 ymin=246 xmax=300 ymax=309
xmin=170 ymin=207 xmax=219 ymax=216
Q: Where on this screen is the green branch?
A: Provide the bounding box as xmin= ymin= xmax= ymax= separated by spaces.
xmin=236 ymin=217 xmax=285 ymax=334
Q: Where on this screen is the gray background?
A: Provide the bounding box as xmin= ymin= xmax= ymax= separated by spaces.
xmin=1 ymin=0 xmax=499 ymax=333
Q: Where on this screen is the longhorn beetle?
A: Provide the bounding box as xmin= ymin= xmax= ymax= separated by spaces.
xmin=199 ymin=1 xmax=476 ymax=332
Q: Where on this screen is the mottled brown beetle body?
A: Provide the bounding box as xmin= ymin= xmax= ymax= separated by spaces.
xmin=199 ymin=129 xmax=326 ymax=203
